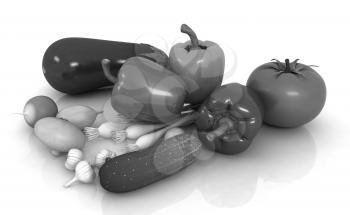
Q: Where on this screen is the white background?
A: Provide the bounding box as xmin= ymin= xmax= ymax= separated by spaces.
xmin=1 ymin=0 xmax=350 ymax=214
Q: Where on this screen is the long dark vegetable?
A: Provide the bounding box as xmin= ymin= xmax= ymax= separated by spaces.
xmin=42 ymin=37 xmax=168 ymax=94
xmin=99 ymin=132 xmax=202 ymax=193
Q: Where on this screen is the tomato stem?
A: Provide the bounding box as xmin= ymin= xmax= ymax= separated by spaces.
xmin=285 ymin=59 xmax=291 ymax=73
xmin=181 ymin=24 xmax=200 ymax=50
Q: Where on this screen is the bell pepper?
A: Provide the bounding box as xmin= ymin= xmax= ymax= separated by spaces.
xmin=169 ymin=24 xmax=225 ymax=105
xmin=102 ymin=56 xmax=186 ymax=123
xmin=195 ymin=83 xmax=263 ymax=155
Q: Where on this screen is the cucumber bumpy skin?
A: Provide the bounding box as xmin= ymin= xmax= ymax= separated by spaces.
xmin=99 ymin=133 xmax=202 ymax=193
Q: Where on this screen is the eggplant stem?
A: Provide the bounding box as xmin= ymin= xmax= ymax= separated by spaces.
xmin=101 ymin=59 xmax=118 ymax=84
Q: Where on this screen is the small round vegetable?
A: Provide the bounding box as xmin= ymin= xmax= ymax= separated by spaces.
xmin=34 ymin=117 xmax=86 ymax=154
xmin=57 ymin=105 xmax=101 ymax=129
xmin=247 ymin=59 xmax=326 ymax=127
xmin=23 ymin=96 xmax=58 ymax=127
xmin=64 ymin=161 xmax=95 ymax=188
xmin=95 ymin=149 xmax=116 ymax=168
xmin=65 ymin=149 xmax=84 ymax=171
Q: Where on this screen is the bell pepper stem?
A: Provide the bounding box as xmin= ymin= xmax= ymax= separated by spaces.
xmin=181 ymin=24 xmax=200 ymax=50
xmin=207 ymin=122 xmax=230 ymax=142
xmin=207 ymin=118 xmax=234 ymax=141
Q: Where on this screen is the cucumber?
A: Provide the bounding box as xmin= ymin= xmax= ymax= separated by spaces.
xmin=99 ymin=132 xmax=202 ymax=193
xmin=42 ymin=37 xmax=167 ymax=94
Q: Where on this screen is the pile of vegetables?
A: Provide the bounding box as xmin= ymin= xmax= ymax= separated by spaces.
xmin=22 ymin=24 xmax=326 ymax=193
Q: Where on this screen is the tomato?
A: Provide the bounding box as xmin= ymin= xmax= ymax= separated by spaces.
xmin=246 ymin=59 xmax=326 ymax=128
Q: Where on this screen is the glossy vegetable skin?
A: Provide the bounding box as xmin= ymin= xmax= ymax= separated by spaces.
xmin=34 ymin=117 xmax=86 ymax=153
xmin=247 ymin=59 xmax=326 ymax=127
xmin=56 ymin=105 xmax=99 ymax=129
xmin=169 ymin=24 xmax=225 ymax=104
xmin=103 ymin=56 xmax=186 ymax=123
xmin=42 ymin=37 xmax=168 ymax=94
xmin=99 ymin=132 xmax=202 ymax=193
xmin=23 ymin=96 xmax=58 ymax=127
xmin=196 ymin=83 xmax=263 ymax=155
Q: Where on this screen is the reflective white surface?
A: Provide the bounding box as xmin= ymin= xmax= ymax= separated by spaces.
xmin=2 ymin=1 xmax=350 ymax=214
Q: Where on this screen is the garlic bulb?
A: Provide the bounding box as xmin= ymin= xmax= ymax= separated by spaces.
xmin=95 ymin=149 xmax=116 ymax=168
xmin=64 ymin=161 xmax=95 ymax=188
xmin=65 ymin=149 xmax=83 ymax=171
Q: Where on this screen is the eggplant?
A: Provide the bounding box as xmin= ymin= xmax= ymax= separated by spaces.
xmin=42 ymin=37 xmax=168 ymax=94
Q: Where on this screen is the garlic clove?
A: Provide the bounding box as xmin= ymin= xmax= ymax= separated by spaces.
xmin=95 ymin=149 xmax=116 ymax=168
xmin=65 ymin=148 xmax=83 ymax=171
xmin=64 ymin=161 xmax=95 ymax=188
